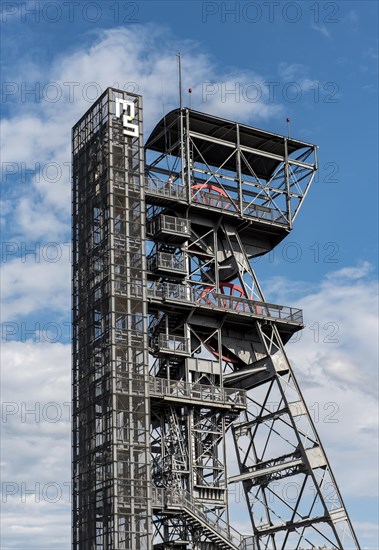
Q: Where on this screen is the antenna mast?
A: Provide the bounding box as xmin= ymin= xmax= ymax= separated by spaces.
xmin=177 ymin=52 xmax=183 ymax=110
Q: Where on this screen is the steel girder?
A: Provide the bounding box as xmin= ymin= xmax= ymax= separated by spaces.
xmin=144 ymin=108 xmax=360 ymax=550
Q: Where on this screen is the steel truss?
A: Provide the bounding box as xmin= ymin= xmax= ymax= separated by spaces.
xmin=73 ymin=91 xmax=360 ymax=549
xmin=144 ymin=107 xmax=360 ymax=550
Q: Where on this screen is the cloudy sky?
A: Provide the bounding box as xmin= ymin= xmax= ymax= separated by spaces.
xmin=1 ymin=1 xmax=378 ymax=548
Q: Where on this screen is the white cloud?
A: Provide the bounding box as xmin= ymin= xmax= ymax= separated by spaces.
xmin=264 ymin=263 xmax=378 ymax=505
xmin=311 ymin=23 xmax=332 ymax=39
xmin=278 ymin=62 xmax=306 ymax=81
xmin=1 ymin=252 xmax=70 ymax=321
xmin=277 ymin=61 xmax=322 ymax=96
xmin=2 ymin=25 xmax=284 ymax=242
xmin=325 ymin=260 xmax=373 ymax=281
xmin=345 ymin=9 xmax=359 ymax=24
xmin=1 ymin=341 xmax=71 ymax=548
xmin=343 ymin=9 xmax=359 ymax=32
xmin=1 ymin=264 xmax=378 ymax=546
xmin=364 ymin=47 xmax=379 ymax=61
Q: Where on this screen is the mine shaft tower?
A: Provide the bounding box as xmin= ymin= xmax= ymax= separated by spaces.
xmin=72 ymin=88 xmax=360 ymax=549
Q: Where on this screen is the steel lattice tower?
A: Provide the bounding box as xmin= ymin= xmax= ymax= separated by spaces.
xmin=72 ymin=87 xmax=360 ymax=549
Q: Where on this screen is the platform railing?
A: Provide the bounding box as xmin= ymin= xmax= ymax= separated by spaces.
xmin=145 ymin=175 xmax=187 ymax=200
xmin=153 ymin=333 xmax=189 ymax=355
xmin=212 ymin=293 xmax=303 ymax=323
xmin=147 ymin=282 xmax=191 ymax=301
xmin=145 ymin=175 xmax=287 ymax=226
xmin=147 ymin=282 xmax=303 ymax=324
xmin=192 ymin=190 xmax=237 ymax=212
xmin=240 ymin=536 xmax=256 ymax=550
xmin=148 ymin=377 xmax=246 ymax=408
xmin=158 ymin=252 xmax=186 ymax=272
xmin=193 ymin=191 xmax=287 ymax=225
xmin=243 ymin=202 xmax=288 ymax=225
xmin=147 ymin=252 xmax=186 ymax=273
xmin=149 ymin=214 xmax=190 ymax=236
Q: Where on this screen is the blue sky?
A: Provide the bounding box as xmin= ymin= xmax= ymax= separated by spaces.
xmin=1 ymin=1 xmax=378 ymax=548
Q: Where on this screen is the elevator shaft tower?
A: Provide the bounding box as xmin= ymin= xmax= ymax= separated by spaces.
xmin=72 ymin=88 xmax=360 ymax=549
xmin=72 ymin=89 xmax=151 ymax=549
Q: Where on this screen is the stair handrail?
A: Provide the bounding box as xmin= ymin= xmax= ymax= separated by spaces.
xmin=152 ymin=486 xmax=255 ymax=549
xmin=166 ymin=487 xmax=243 ymax=548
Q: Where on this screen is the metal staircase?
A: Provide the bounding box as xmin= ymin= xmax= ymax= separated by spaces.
xmin=153 ymin=488 xmax=253 ymax=550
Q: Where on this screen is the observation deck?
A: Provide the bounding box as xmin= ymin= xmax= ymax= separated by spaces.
xmin=145 ymin=108 xmax=317 ymax=251
xmin=147 ymin=281 xmax=303 ymax=342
